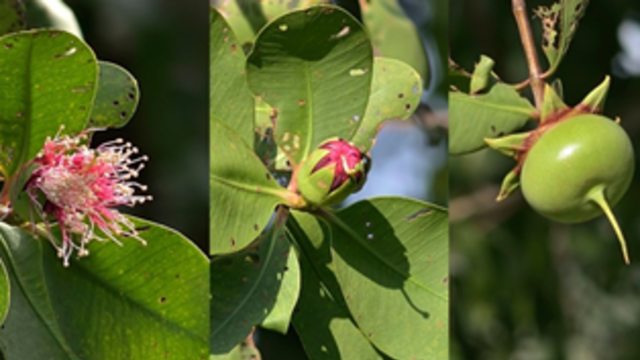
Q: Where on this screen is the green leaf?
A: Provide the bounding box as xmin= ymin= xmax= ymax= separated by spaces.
xmin=260 ymin=241 xmax=301 ymax=334
xmin=23 ymin=0 xmax=82 ymax=38
xmin=535 ymin=0 xmax=589 ymax=73
xmin=0 ymin=29 xmax=98 ymax=177
xmin=328 ymin=197 xmax=449 ymax=359
xmin=88 ymin=61 xmax=139 ymax=129
xmin=0 ymin=218 xmax=209 ymax=359
xmin=0 ymin=256 xmax=8 ymax=326
xmin=211 ymin=8 xmax=254 ymax=147
xmin=0 ymin=0 xmax=24 ymax=36
xmin=211 ymin=224 xmax=297 ymax=354
xmin=288 ymin=211 xmax=387 ymax=360
xmin=212 ymin=0 xmax=329 ymax=46
xmin=210 ymin=121 xmax=287 ymax=255
xmin=449 ymin=84 xmax=535 ymax=155
xmin=361 ymin=0 xmax=429 ymax=83
xmin=247 ymin=5 xmax=373 ymax=165
xmin=469 ymin=54 xmax=495 ymax=94
xmin=350 ymin=57 xmax=422 ymax=152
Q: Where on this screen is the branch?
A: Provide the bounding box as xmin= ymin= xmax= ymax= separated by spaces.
xmin=512 ymin=0 xmax=545 ymax=110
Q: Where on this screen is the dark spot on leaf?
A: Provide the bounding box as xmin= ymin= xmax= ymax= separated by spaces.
xmin=230 ymin=43 xmax=237 ymax=52
xmin=253 ymin=224 xmax=260 ymax=231
xmin=3 ymin=43 xmax=13 ymax=49
xmin=490 ymin=125 xmax=496 ymax=133
xmin=120 ymin=111 xmax=127 ymax=119
xmin=297 ymin=99 xmax=306 ymax=106
xmin=405 ymin=103 xmax=411 ymax=110
xmin=128 ymin=92 xmax=135 ymax=100
xmin=398 ymin=93 xmax=404 ymax=99
xmin=159 ymin=296 xmax=167 ymax=304
xmin=113 ymin=100 xmax=120 ymax=106
xmin=231 ymin=238 xmax=236 ymax=246
xmin=175 ymin=273 xmax=181 ymax=279
xmin=284 ymin=266 xmax=289 ymax=271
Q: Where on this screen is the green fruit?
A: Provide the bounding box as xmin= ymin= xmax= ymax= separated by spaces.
xmin=521 ymin=114 xmax=634 ymax=263
xmin=296 ymin=138 xmax=370 ymax=208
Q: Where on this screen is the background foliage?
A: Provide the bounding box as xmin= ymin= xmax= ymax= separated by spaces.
xmin=450 ymin=1 xmax=640 ymax=358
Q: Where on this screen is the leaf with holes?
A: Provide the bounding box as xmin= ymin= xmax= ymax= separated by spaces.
xmin=0 ymin=255 xmax=8 ymax=326
xmin=361 ymin=0 xmax=429 ymax=83
xmin=288 ymin=211 xmax=387 ymax=360
xmin=0 ymin=29 xmax=98 ymax=177
xmin=211 ymin=224 xmax=297 ymax=354
xmin=350 ymin=57 xmax=422 ymax=152
xmin=210 ymin=121 xmax=287 ymax=255
xmin=0 ymin=0 xmax=24 ymax=36
xmin=211 ymin=7 xmax=254 ymax=147
xmin=0 ymin=218 xmax=209 ymax=359
xmin=449 ymin=84 xmax=535 ymax=155
xmin=327 ymin=197 xmax=448 ymax=360
xmin=535 ymin=0 xmax=589 ymax=73
xmin=88 ymin=61 xmax=139 ymax=129
xmin=246 ymin=5 xmax=373 ymax=165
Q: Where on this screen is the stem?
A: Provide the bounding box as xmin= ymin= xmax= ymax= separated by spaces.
xmin=512 ymin=0 xmax=545 ymax=110
xmin=589 ymin=187 xmax=630 ymax=265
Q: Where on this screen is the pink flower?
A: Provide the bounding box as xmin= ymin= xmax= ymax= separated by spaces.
xmin=311 ymin=139 xmax=367 ymax=191
xmin=26 ymin=130 xmax=151 ymax=267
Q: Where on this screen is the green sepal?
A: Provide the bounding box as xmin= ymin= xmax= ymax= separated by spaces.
xmin=579 ymin=76 xmax=610 ymax=113
xmin=541 ymin=83 xmax=568 ymax=122
xmin=485 ymin=132 xmax=530 ymax=158
xmin=497 ymin=168 xmax=520 ymax=202
xmin=469 ymin=54 xmax=496 ymax=94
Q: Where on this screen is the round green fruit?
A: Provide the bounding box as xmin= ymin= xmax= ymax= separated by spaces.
xmin=520 ymin=114 xmax=635 ymax=263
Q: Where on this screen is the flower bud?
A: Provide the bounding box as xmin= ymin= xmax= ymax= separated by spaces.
xmin=296 ymin=138 xmax=370 ymax=208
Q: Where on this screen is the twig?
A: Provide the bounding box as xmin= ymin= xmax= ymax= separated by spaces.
xmin=512 ymin=0 xmax=545 ymax=109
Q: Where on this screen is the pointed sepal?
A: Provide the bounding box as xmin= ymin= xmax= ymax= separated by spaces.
xmin=541 ymin=84 xmax=569 ymax=123
xmin=470 ymin=55 xmax=496 ymax=94
xmin=579 ymin=76 xmax=610 ymax=113
xmin=485 ymin=132 xmax=530 ymax=158
xmin=497 ymin=168 xmax=520 ymax=202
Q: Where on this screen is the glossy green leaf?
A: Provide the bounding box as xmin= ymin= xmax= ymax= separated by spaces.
xmin=535 ymin=0 xmax=588 ymax=73
xmin=247 ymin=5 xmax=373 ymax=165
xmin=211 ymin=224 xmax=296 ymax=354
xmin=328 ymin=197 xmax=448 ymax=360
xmin=210 ymin=121 xmax=287 ymax=255
xmin=260 ymin=241 xmax=301 ymax=334
xmin=211 ymin=8 xmax=254 ymax=147
xmin=88 ymin=61 xmax=139 ymax=129
xmin=288 ymin=211 xmax=387 ymax=360
xmin=23 ymin=0 xmax=82 ymax=38
xmin=0 ymin=0 xmax=24 ymax=35
xmin=361 ymin=0 xmax=429 ymax=83
xmin=350 ymin=57 xmax=422 ymax=152
xmin=0 ymin=29 xmax=98 ymax=177
xmin=449 ymin=84 xmax=535 ymax=155
xmin=0 ymin=218 xmax=209 ymax=359
xmin=0 ymin=256 xmax=8 ymax=326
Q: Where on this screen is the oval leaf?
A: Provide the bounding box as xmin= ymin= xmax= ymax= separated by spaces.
xmin=247 ymin=5 xmax=373 ymax=165
xmin=0 ymin=218 xmax=209 ymax=359
xmin=449 ymin=84 xmax=535 ymax=155
xmin=350 ymin=57 xmax=422 ymax=152
xmin=328 ymin=197 xmax=448 ymax=359
xmin=88 ymin=61 xmax=139 ymax=129
xmin=210 ymin=121 xmax=287 ymax=255
xmin=0 ymin=29 xmax=98 ymax=176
